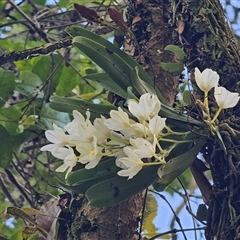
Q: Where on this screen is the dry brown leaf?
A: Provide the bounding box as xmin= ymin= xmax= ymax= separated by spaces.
xmin=74 ymin=3 xmax=100 ymax=22
xmin=176 ymin=20 xmax=185 ymax=34
xmin=132 ymin=16 xmax=141 ymax=25
xmin=108 ymin=8 xmax=128 ymax=30
xmin=135 ymin=0 xmax=143 ymax=4
xmin=35 ymin=198 xmax=63 ymax=240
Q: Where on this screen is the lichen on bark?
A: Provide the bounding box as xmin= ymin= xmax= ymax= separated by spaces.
xmin=125 ymin=0 xmax=180 ymax=106
xmin=67 ymin=192 xmax=146 ymax=240
xmin=170 ymin=0 xmax=240 ymax=239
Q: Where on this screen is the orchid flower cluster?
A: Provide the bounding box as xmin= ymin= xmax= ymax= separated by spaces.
xmin=41 ymin=68 xmax=239 ymax=180
xmin=41 ymin=93 xmax=174 ymax=179
xmin=194 ymin=68 xmax=239 ymax=130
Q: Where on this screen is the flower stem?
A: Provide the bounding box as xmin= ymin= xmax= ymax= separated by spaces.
xmin=163 ymin=126 xmax=190 ymax=137
xmin=160 ymin=139 xmax=192 ymax=144
xmin=211 ymin=107 xmax=222 ymax=123
xmin=203 ymin=92 xmax=210 ymax=116
xmin=144 ymin=161 xmax=165 ymax=166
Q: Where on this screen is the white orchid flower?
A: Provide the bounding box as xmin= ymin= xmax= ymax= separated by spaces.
xmin=128 ymin=93 xmax=161 ymax=122
xmin=40 ymin=124 xmax=69 ymax=152
xmin=53 ymin=147 xmax=78 ymax=179
xmin=130 ymin=137 xmax=157 ymax=159
xmin=194 ymin=68 xmax=219 ymax=94
xmin=77 ymin=136 xmax=102 ymax=169
xmin=104 ymin=107 xmax=133 ymax=131
xmin=117 ymin=147 xmax=144 ymax=179
xmin=65 ymin=110 xmax=96 ymax=144
xmin=93 ymin=116 xmax=111 ymax=141
xmin=148 ymin=115 xmax=166 ymax=137
xmin=214 ymin=86 xmax=239 ymax=109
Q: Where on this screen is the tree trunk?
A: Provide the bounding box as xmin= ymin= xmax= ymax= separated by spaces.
xmin=67 ymin=0 xmax=179 ymax=239
xmin=171 ymin=0 xmax=240 ymax=239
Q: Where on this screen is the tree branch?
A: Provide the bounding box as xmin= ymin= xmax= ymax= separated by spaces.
xmin=0 ymin=37 xmax=72 ymax=66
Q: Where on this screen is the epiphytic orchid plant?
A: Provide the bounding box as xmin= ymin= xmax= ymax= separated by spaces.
xmin=41 ymin=25 xmax=239 ymax=207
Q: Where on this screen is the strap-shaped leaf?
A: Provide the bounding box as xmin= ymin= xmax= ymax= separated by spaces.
xmin=67 ymin=157 xmax=119 ymax=185
xmin=56 ymin=174 xmax=117 ymax=194
xmin=49 ymin=95 xmax=117 ymax=120
xmin=73 ymin=36 xmax=132 ymax=89
xmin=84 ymin=72 xmax=127 ymax=98
xmin=157 ymin=138 xmax=206 ymax=184
xmin=67 ymin=26 xmax=204 ymax=128
xmin=66 ymin=26 xmax=166 ymax=104
xmin=85 ymin=165 xmax=159 ymax=207
xmin=131 ymin=67 xmax=157 ymax=96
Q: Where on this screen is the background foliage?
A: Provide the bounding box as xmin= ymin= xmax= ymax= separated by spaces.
xmin=0 ymin=0 xmax=239 ymax=239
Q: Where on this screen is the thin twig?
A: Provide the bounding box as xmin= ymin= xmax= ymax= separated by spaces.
xmin=148 ymin=227 xmax=205 ymax=240
xmin=0 ymin=174 xmax=19 ymax=207
xmin=4 ymin=169 xmax=33 ymax=206
xmin=150 ymin=190 xmax=188 ymax=240
xmin=7 ymin=0 xmax=49 ymax=42
xmin=138 ymin=188 xmax=148 ymax=240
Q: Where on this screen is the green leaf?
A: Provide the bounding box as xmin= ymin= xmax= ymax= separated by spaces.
xmin=57 ymin=174 xmax=117 ymax=194
xmin=84 ymin=73 xmax=127 ymax=98
xmin=142 ymin=194 xmax=158 ymax=238
xmin=56 ymin=67 xmax=78 ymax=96
xmin=183 ymin=90 xmax=191 ymax=104
xmin=0 ymin=125 xmax=13 ymax=168
xmin=73 ymin=36 xmax=131 ymax=91
xmin=196 ymin=203 xmax=208 ymax=221
xmin=67 ymin=157 xmax=119 ymax=185
xmin=51 ymin=55 xmax=65 ymax=91
xmin=164 ymin=45 xmax=185 ymax=61
xmin=21 ymin=115 xmax=37 ymax=126
xmin=160 ymin=62 xmax=184 ymax=75
xmin=0 ymin=105 xmax=22 ymax=134
xmin=59 ymin=0 xmax=69 ymax=7
xmin=49 ymin=95 xmax=117 ymax=120
xmin=86 ymin=166 xmax=158 ymax=207
xmin=66 ymin=26 xmax=166 ymax=104
xmin=215 ymin=128 xmax=227 ymax=154
xmin=32 ymin=56 xmax=51 ymax=81
xmin=160 ymin=45 xmax=185 ymax=75
xmin=36 ymin=0 xmax=47 ymax=5
xmin=16 ymin=72 xmax=43 ymax=97
xmin=0 ymin=68 xmax=15 ymax=108
xmin=157 ymin=138 xmax=206 ymax=185
xmin=9 ymin=229 xmax=23 ymax=240
xmin=37 ymin=103 xmax=70 ymax=130
xmin=131 ymin=67 xmax=157 ymax=96
xmin=159 ymin=103 xmax=205 ymax=128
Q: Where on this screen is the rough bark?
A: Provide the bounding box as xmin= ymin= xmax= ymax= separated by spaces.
xmin=125 ymin=0 xmax=180 ymax=106
xmin=68 ymin=192 xmax=145 ymax=240
xmin=67 ymin=0 xmax=179 ymax=239
xmin=171 ymin=0 xmax=240 ymax=239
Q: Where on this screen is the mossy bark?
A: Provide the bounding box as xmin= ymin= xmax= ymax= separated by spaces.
xmin=125 ymin=0 xmax=180 ymax=106
xmin=171 ymin=0 xmax=240 ymax=239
